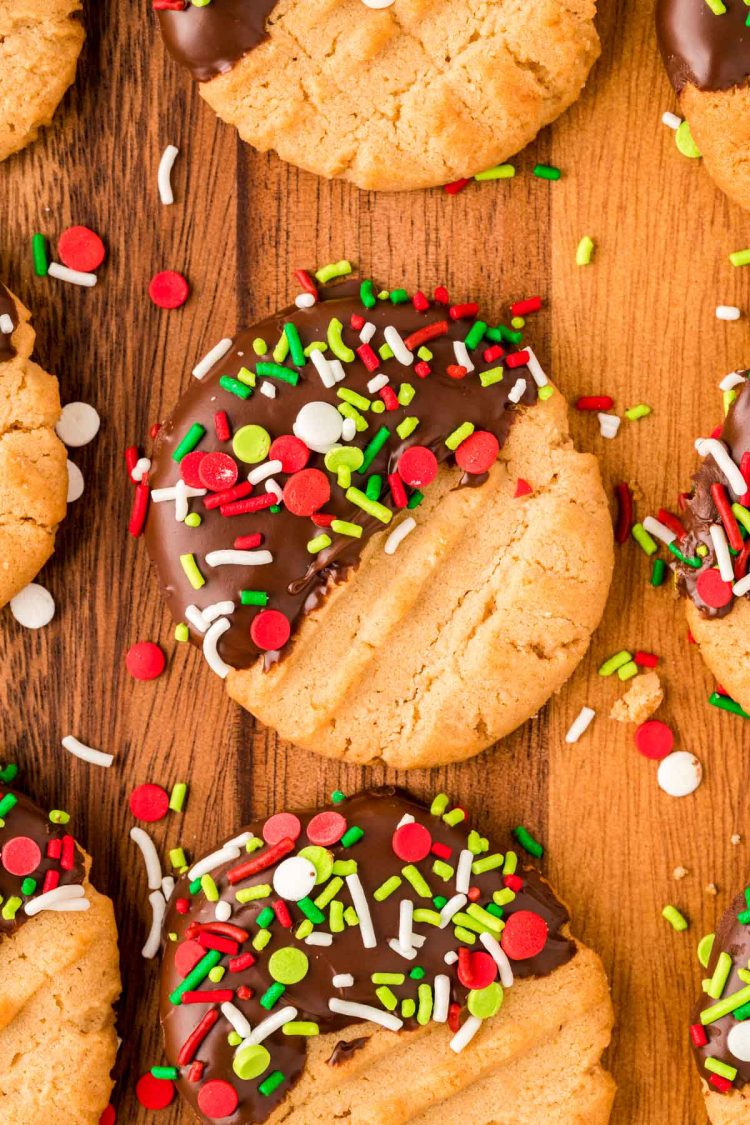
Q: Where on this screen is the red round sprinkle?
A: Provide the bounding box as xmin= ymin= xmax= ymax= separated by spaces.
xmin=174 ymin=939 xmax=206 ymax=978
xmin=136 ymin=1073 xmax=175 ymax=1111
xmin=99 ymin=1106 xmax=116 ymax=1125
xmin=455 ymin=431 xmax=499 ymax=475
xmin=250 ymin=609 xmax=291 ymax=651
xmin=269 ymin=435 xmax=309 ymax=474
xmin=282 ymin=468 xmax=330 ymax=516
xmin=180 ymin=450 xmax=206 ymax=488
xmin=696 ymin=566 xmax=733 ymax=609
xmin=129 ymin=782 xmax=170 ymax=822
xmin=198 ymin=451 xmax=238 ymax=493
xmin=392 ymin=822 xmax=432 ymax=862
xmin=197 ymin=1080 xmax=239 ymax=1119
xmin=634 ymin=719 xmax=674 ymax=761
xmin=457 ymin=949 xmax=497 ymax=990
xmin=501 ymin=910 xmax=549 ymax=960
xmin=58 ymin=225 xmax=106 ymax=272
xmin=263 ymin=811 xmax=302 ymax=845
xmin=1 ymin=835 xmax=42 ymax=876
xmin=307 ymin=811 xmax=347 ymax=846
xmin=398 ymin=446 xmax=438 ymax=488
xmin=126 ymin=641 xmax=166 ymax=681
xmin=148 ymin=270 xmax=189 ymax=310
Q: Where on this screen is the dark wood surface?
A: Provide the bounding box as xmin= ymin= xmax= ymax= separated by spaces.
xmin=1 ymin=0 xmax=750 ymax=1120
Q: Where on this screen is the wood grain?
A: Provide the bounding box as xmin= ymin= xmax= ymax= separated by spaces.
xmin=0 ymin=0 xmax=749 ymax=1120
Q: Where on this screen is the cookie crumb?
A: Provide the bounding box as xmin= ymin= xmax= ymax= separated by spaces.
xmin=732 ymin=834 xmax=743 ymax=846
xmin=610 ymin=671 xmax=663 ymax=723
xmin=705 ymin=883 xmax=718 ymax=896
xmin=673 ymin=865 xmax=689 ymax=880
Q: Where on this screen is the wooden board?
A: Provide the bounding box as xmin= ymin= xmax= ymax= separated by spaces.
xmin=1 ymin=0 xmax=749 ymax=1120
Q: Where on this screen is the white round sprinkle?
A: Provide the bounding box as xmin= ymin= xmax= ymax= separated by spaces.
xmin=131 ymin=457 xmax=151 ymax=482
xmin=293 ymin=401 xmax=343 ymax=453
xmin=727 ymin=1022 xmax=750 ymax=1061
xmin=272 ymin=856 xmax=317 ymax=901
xmin=361 ymin=0 xmax=395 ymax=7
xmin=10 ymin=583 xmax=55 ymax=628
xmin=56 ymin=402 xmax=100 ymax=447
xmin=66 ymin=459 xmax=84 ymax=502
xmin=295 ymin=292 xmax=316 ymax=309
xmin=657 ymin=751 xmax=703 ymax=797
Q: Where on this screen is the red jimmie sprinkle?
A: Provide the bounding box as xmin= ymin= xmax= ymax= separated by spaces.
xmin=709 ymin=1075 xmax=733 ymax=1093
xmin=61 ymin=835 xmax=75 ymax=871
xmin=175 ymin=898 xmax=189 ymax=914
xmin=633 ymin=650 xmax=658 ymax=668
xmin=128 ymin=482 xmax=150 ymax=537
xmin=711 ymin=482 xmax=744 ymax=552
xmin=42 ymin=868 xmax=60 ymax=894
xmin=740 ymin=451 xmax=750 ymax=505
xmin=504 ymin=873 xmax=523 ymax=892
xmin=356 ymin=344 xmax=379 ymax=372
xmin=449 ymin=303 xmax=479 ymax=320
xmin=506 ymin=350 xmax=530 ymax=369
xmin=350 ymin=313 xmax=365 ymax=332
xmin=293 ymin=268 xmax=318 ymax=301
xmin=58 ymin=226 xmax=106 ymax=272
xmin=220 ymin=494 xmax=276 ymax=518
xmin=446 ymin=364 xmax=468 ymax=379
xmin=227 ymin=837 xmax=295 ymax=884
xmin=152 ymin=0 xmax=187 ymax=8
xmin=576 ymin=395 xmax=614 ymax=411
xmin=434 ymin=286 xmax=450 ymax=305
xmin=403 ymin=320 xmax=449 ymax=350
xmin=689 ymin=1023 xmax=708 ymax=1048
xmin=125 ymin=445 xmax=139 ymax=476
xmin=180 ymin=989 xmax=234 ymax=1005
xmin=312 ymin=512 xmax=335 ymax=527
xmin=380 ymin=386 xmax=399 ymax=411
xmin=204 ymin=481 xmax=252 ymax=510
xmin=197 ymin=932 xmax=238 ymax=955
xmin=448 ymin=1003 xmax=461 ymax=1032
xmin=443 ymin=178 xmax=471 ymax=195
xmin=510 ymin=296 xmax=542 ymax=317
xmin=414 ymin=361 xmax=431 ymax=378
xmin=735 ymin=541 xmax=750 ymax=581
xmin=148 ymin=270 xmax=189 ymax=310
xmin=430 ymin=841 xmax=452 ymax=860
xmin=189 ymin=921 xmax=249 ymax=943
xmin=229 ymin=951 xmax=255 ymax=974
xmin=177 ymin=1008 xmax=219 ymax=1066
xmin=614 ymin=482 xmax=633 ymax=544
xmin=236 ymin=985 xmax=253 ymax=1000
xmin=273 ymin=900 xmax=293 ymax=928
xmin=483 ymin=344 xmax=504 ymax=364
xmin=234 ymin=533 xmax=262 ymax=550
xmin=388 ymin=473 xmax=408 ymax=509
xmin=47 ymin=838 xmax=62 ymax=860
xmin=412 ymin=291 xmax=429 ymax=312
xmin=213 ymin=411 xmax=230 ymax=442
xmin=187 ymin=1061 xmax=204 ymax=1083
xmin=657 ymin=508 xmax=687 ymax=540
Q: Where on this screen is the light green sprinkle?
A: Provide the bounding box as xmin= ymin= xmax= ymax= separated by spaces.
xmin=472 ymin=854 xmax=504 ymax=876
xmin=417 ymin=983 xmax=433 ymax=1025
xmin=454 ymin=926 xmax=476 ymax=944
xmin=295 ymin=919 xmax=313 ymax=941
xmin=705 ymin=1057 xmax=737 ymax=1080
xmin=432 ymin=860 xmax=454 ymax=882
xmin=180 ymin=553 xmax=205 ymax=590
xmin=330 ymin=900 xmax=345 ymax=933
xmin=374 ymin=876 xmax=402 ymax=901
xmin=706 ymin=951 xmax=733 ymax=999
xmin=598 ymin=650 xmax=633 ymax=676
xmin=729 ymin=249 xmax=750 ymax=268
xmin=283 ymin=1021 xmax=319 ymax=1036
xmin=493 ymin=887 xmax=516 ymax=906
xmin=402 ymin=864 xmax=432 ymax=898
xmin=443 ymin=808 xmax=466 ymax=827
xmin=397 ymin=417 xmax=420 ymax=440
xmin=49 ymin=809 xmax=70 ymax=825
xmin=252 ymin=337 xmax=267 ymax=355
xmin=539 ymin=385 xmax=554 ymax=400
xmin=662 ymin=904 xmax=688 ymax=932
xmin=675 ymin=120 xmax=702 ymax=158
xmin=503 ymin=851 xmax=517 ymax=875
xmin=235 ymin=883 xmax=272 ymax=904
xmin=430 ymin=793 xmax=450 ymax=816
xmin=398 ymin=383 xmax=415 ymax=406
xmin=272 ymin=332 xmax=290 ymax=364
xmin=479 ymin=366 xmax=504 ymax=388
xmin=698 ymin=933 xmax=715 ymax=969
xmin=475 ymin=164 xmax=516 ymax=181
xmin=253 ymin=928 xmax=272 ymax=952
xmin=576 ymin=236 xmax=595 ymax=266
xmin=371 ymin=972 xmax=405 ymax=985
xmin=467 ymin=903 xmax=503 ymax=933
xmin=331 ymin=519 xmax=362 ymax=539
xmin=315 ymin=259 xmax=352 ymax=284
xmin=314 ymin=877 xmax=343 ymax=910
xmin=169 ymin=847 xmax=187 ymax=869
xmin=307 ymin=534 xmax=332 ymax=555
xmin=446 ymin=422 xmax=475 ymax=451
xmin=327 ymin=318 xmax=355 ymax=363
xmin=625 ymin=403 xmax=652 ymax=421
xmin=169 ymin=782 xmax=187 ymax=813
xmin=346 ymin=487 xmax=392 ymax=524
xmin=617 ymin=660 xmax=639 ymax=681
xmin=703 ymin=0 xmax=727 ymax=13
xmin=413 ymin=908 xmax=442 ymax=926
xmin=344 ymin=906 xmax=359 ymax=927
xmin=376 ymin=986 xmax=399 ymax=1011
xmin=631 ymin=523 xmax=658 ymax=555
xmin=201 ymin=874 xmax=219 ymax=902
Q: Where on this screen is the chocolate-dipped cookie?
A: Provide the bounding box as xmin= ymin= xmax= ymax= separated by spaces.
xmin=154 ymin=787 xmax=615 ymax=1123
xmin=154 ymin=0 xmax=600 ymax=192
xmin=141 ymin=272 xmax=613 ymax=768
xmin=657 ymin=0 xmax=750 ymax=209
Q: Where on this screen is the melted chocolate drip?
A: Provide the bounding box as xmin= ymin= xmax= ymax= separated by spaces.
xmin=676 ymin=377 xmax=750 ymax=617
xmin=326 ymin=1036 xmax=369 ymax=1067
xmin=0 ymin=787 xmax=85 ymax=940
xmin=0 ymin=283 xmax=18 ymax=362
xmin=156 ymin=0 xmax=280 ymax=82
xmin=657 ymin=0 xmax=750 ymax=94
xmin=160 ymin=788 xmax=575 ymax=1124
xmin=692 ymin=889 xmax=750 ymax=1089
xmin=145 ymin=283 xmax=539 ymax=671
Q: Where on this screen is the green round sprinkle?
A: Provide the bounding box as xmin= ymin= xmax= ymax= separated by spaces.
xmin=331 ymin=790 xmax=346 ymax=804
xmin=325 ymin=446 xmax=364 ymax=473
xmin=510 ymin=316 xmax=525 ymax=329
xmin=49 ymin=809 xmax=70 ymax=824
xmin=21 ymin=877 xmax=36 ymax=895
xmin=268 ymin=947 xmax=309 ymax=985
xmin=675 ymin=121 xmax=701 ymax=159
xmin=468 ymin=982 xmax=503 ymax=1018
xmin=233 ymin=1043 xmax=271 ymax=1080
xmin=298 ymin=845 xmax=334 ymax=885
xmin=252 ymin=337 xmax=267 ymax=355
xmin=184 ymin=512 xmax=201 ymax=528
xmin=233 ymin=424 xmax=271 ymax=464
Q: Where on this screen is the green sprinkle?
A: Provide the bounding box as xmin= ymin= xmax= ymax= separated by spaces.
xmin=298 ymin=897 xmax=325 ymax=924
xmin=407 ymin=489 xmax=424 ymax=509
xmin=625 ymin=403 xmax=652 ymax=421
xmin=430 ymin=793 xmax=450 ymax=816
xmin=259 ymin=1071 xmax=285 ymax=1097
xmin=533 ymin=164 xmax=561 ymax=181
xmin=709 ymin=691 xmax=750 ymax=719
xmin=651 ymin=558 xmax=667 ymax=587
xmin=598 ymin=650 xmax=633 ymax=676
xmin=241 ymin=590 xmax=269 ymax=607
xmin=256 ymin=362 xmax=299 ymax=385
xmin=376 ymin=986 xmax=399 ymax=1010
xmin=0 ymin=793 xmax=18 ymax=819
xmin=706 ymin=951 xmax=733 ymax=999
xmin=315 ymin=259 xmax=352 ymax=284
xmin=668 ymin=541 xmax=702 ymax=568
xmin=479 ymin=366 xmax=504 ymax=388
xmin=631 ymin=523 xmax=658 ymax=556
xmin=365 ymin=474 xmax=382 ymax=500
xmin=390 ymin=288 xmax=409 ymax=305
xmin=705 ymin=1057 xmax=737 ymax=1080
xmin=260 ymin=982 xmax=286 ymax=1009
xmin=471 ymin=853 xmax=504 ymax=875
xmin=396 ymin=417 xmax=419 ymax=440
xmin=0 ymin=763 xmax=18 ymax=783
xmin=341 ymin=826 xmax=364 ymax=848
xmin=169 ymin=949 xmax=221 ymax=1004
xmin=729 ymin=249 xmax=750 ymax=268
xmin=402 ymin=864 xmax=432 ymax=898
xmin=219 ymin=376 xmax=252 ymax=399
xmin=513 ymin=826 xmax=543 ymax=858
xmin=576 ymin=236 xmax=595 ymax=266
xmin=662 ymin=904 xmax=688 ymax=932
xmin=49 ymin=809 xmax=70 ymax=825
xmin=172 ymin=423 xmax=206 ymax=463
xmin=180 ymin=553 xmax=205 ymax=591
xmin=474 ymin=164 xmax=515 ymax=181
xmin=169 ymin=782 xmax=187 ymax=813
xmin=489 ymin=324 xmax=523 ymax=346
xmin=360 ymin=426 xmax=391 ymax=472
xmin=256 ymin=906 xmax=275 ymax=928
xmin=360 ymin=280 xmax=377 ymax=309
xmin=21 ymin=877 xmax=36 ymax=895
xmin=433 ymin=895 xmax=447 ymax=909
xmin=417 ymin=983 xmax=433 ymax=1025
xmin=445 ymin=422 xmax=475 ymax=451
xmin=346 ymin=486 xmax=392 ymax=524
xmin=464 ymin=321 xmax=487 ymax=349
xmin=32 ymin=233 xmax=49 ymax=277
xmin=331 ymin=789 xmax=346 ymax=804
xmin=307 ymin=534 xmax=332 ymax=555
xmin=151 ymin=1066 xmax=179 ymax=1080
xmin=284 ymin=322 xmax=306 ymax=367
xmin=374 ymin=876 xmax=402 ymax=901
xmin=189 ymin=877 xmax=201 ymax=895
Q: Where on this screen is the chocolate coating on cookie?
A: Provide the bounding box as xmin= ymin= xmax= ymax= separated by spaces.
xmin=0 ymin=283 xmax=18 ymax=362
xmin=145 ymin=280 xmax=539 ymax=672
xmin=657 ymin=0 xmax=750 ymax=93
xmin=0 ymin=786 xmax=85 ymax=939
xmin=157 ymin=0 xmax=280 ymax=81
xmin=159 ymin=787 xmax=575 ymax=1124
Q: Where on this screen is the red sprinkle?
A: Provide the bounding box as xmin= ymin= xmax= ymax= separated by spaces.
xmin=61 ymin=835 xmax=75 ymax=871
xmin=125 ymin=446 xmax=139 ymax=477
xmin=312 ymin=512 xmax=335 ymax=527
xmin=47 ymin=839 xmax=62 ymax=860
xmin=614 ymin=482 xmax=633 ymax=544
xmin=187 ymin=1061 xmax=204 ymax=1083
xmin=709 ymin=1074 xmax=733 ymax=1093
xmin=197 ymin=1080 xmax=239 ymax=1119
xmin=99 ymin=1105 xmax=116 ymax=1125
xmin=504 ymin=873 xmax=523 ymax=892
xmin=350 ymin=313 xmax=365 ymax=331
xmin=180 ymin=450 xmax=206 ymax=488
xmin=58 ymin=225 xmax=106 ymax=272
xmin=233 ymin=533 xmax=262 ymax=550
xmin=273 ymin=900 xmax=293 ymax=928
xmin=220 ymin=494 xmax=276 ymax=518
xmin=177 ymin=1008 xmax=219 ymax=1066
xmin=657 ymin=508 xmax=687 ymax=540
xmin=269 ymin=435 xmax=310 ymax=473
xmin=356 ymin=344 xmax=379 ymax=372
xmin=251 ymin=609 xmax=291 ymax=651
xmin=446 ymin=364 xmax=468 ymax=379
xmin=392 ymin=822 xmax=432 ymax=862
xmin=412 ymin=291 xmax=429 ymax=312
xmin=506 ymin=350 xmax=530 ymax=369
xmin=689 ymin=1023 xmax=708 ymax=1048
xmin=575 ymin=395 xmax=614 ymax=411
xmin=229 ymin=952 xmax=256 ymax=973
xmin=283 ymin=468 xmax=330 ymax=516
xmin=1 ymin=835 xmax=41 ymax=876
xmin=213 ymin=410 xmax=231 ymax=442
xmin=136 ymin=1073 xmax=175 ymax=1110
xmin=414 ymin=361 xmax=431 ymax=378
xmin=236 ymin=985 xmax=253 ymax=1000
xmin=398 ymin=446 xmax=438 ymax=488
xmin=633 ymin=650 xmax=658 ymax=668
xmin=711 ymin=482 xmax=744 ymax=552
xmin=293 ymin=268 xmax=318 ymax=302
xmin=634 ymin=720 xmax=674 ymax=761
xmin=199 ymin=451 xmax=239 ymax=492
xmin=448 ymin=1002 xmax=461 ymax=1032
xmin=263 ymin=812 xmax=302 ymax=845
xmin=380 ymin=386 xmax=399 ymax=411
xmin=42 ymin=869 xmax=60 ymax=894
xmin=175 ymin=898 xmax=189 ymax=914
xmin=430 ymin=841 xmax=452 ymax=860
xmin=180 ymin=988 xmax=234 ymax=1004
xmin=514 ymin=478 xmax=533 ymax=498
xmin=129 ymin=783 xmax=170 ymax=823
xmin=454 ymin=431 xmax=499 ymax=475
xmin=197 ymin=932 xmax=238 ymax=955
xmin=205 ymin=480 xmax=252 ymax=509
xmin=307 ymin=811 xmax=347 ymax=846
xmin=739 ymin=451 xmax=750 ymax=505
xmin=457 ymin=948 xmax=497 ymax=990
xmin=696 ymin=566 xmax=733 ymax=610
xmin=228 ymin=837 xmax=295 ymax=884
xmin=403 ymin=321 xmax=449 ymax=351
xmin=388 ymin=472 xmax=408 ymax=509
xmin=443 ymin=178 xmax=470 ymax=195
xmin=483 ymin=344 xmax=504 ymax=364
xmin=735 ymin=541 xmax=750 ymax=581
xmin=501 ymin=910 xmax=549 ymax=960
xmin=128 ymin=482 xmax=150 ymax=537
xmin=449 ymin=303 xmax=478 ymax=320
xmin=126 ymin=641 xmax=166 ymax=681
xmin=148 ymin=270 xmax=189 ymax=309
xmin=510 ymin=296 xmax=542 ymax=317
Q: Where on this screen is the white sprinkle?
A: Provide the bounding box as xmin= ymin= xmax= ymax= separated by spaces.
xmin=293 ymin=400 xmax=343 ymax=453
xmin=9 ymin=583 xmax=55 ymax=629
xmin=130 ymin=827 xmax=163 ymax=889
xmin=0 ymin=313 xmax=13 ymax=335
xmin=142 ymin=890 xmax=166 ymax=958
xmin=384 ymin=325 xmax=413 ymax=366
xmin=444 ymin=950 xmax=458 ymax=966
xmin=193 ymin=337 xmax=233 ymax=380
xmin=295 ymin=292 xmax=316 ymax=309
xmin=726 ymin=1022 xmax=750 ymax=1061
xmin=328 ymin=998 xmax=403 ymax=1031
xmin=221 ymin=1002 xmax=253 ymax=1040
xmin=215 ymin=900 xmax=232 ymax=921
xmin=396 ymin=814 xmax=415 ymax=828
xmin=189 ymin=844 xmax=241 ymax=881
xmin=433 ymin=975 xmax=451 ymax=1022
xmin=388 ymin=938 xmax=417 ymax=960
xmin=346 ymin=873 xmax=377 ymax=948
xmin=719 ymin=371 xmax=747 ymax=392
xmin=716 ymin=306 xmax=741 ymax=321
xmin=733 ymin=573 xmax=750 ymax=597
xmin=657 ymin=751 xmax=703 ymax=797
xmin=56 ymin=402 xmax=100 ymax=447
xmin=479 ymin=931 xmax=515 ymax=987
xmin=508 ymin=377 xmax=527 ymax=404
xmin=450 ymin=1014 xmax=483 ymax=1053
xmin=564 ymin=705 xmax=596 ymax=744
xmin=265 ymin=478 xmax=282 ymax=502
xmin=260 ymin=382 xmax=276 ymax=398
xmin=310 ymin=348 xmax=337 ymax=389
xmin=67 ymin=459 xmax=85 ymax=502
xmin=455 ymin=849 xmax=473 ymax=894
xmin=710 ymin=523 xmax=735 ymax=582
xmin=202 ymin=600 xmax=235 ymax=623
xmin=305 ymin=931 xmax=333 ymax=947
xmin=384 ymin=516 xmax=416 ymax=556
xmin=360 ymin=322 xmax=376 ymax=344
xmin=361 ymin=0 xmax=396 ymax=10
xmin=332 ymin=973 xmax=354 ymax=988
xmin=643 ymin=515 xmax=677 ymax=546
xmin=24 ymin=884 xmax=88 ymax=916
xmin=330 ymin=359 xmax=346 ymax=383
xmin=62 ymin=734 xmax=113 ymax=768
xmin=523 ymin=346 xmax=548 ymax=388
xmin=185 ymin=604 xmax=210 ymax=634
xmin=598 ymin=412 xmax=621 ymax=439
xmin=695 ymin=438 xmax=747 ymax=497
xmin=130 ymin=457 xmax=151 ymax=482
xmin=367 ymin=374 xmax=389 ymax=394
xmin=151 ymin=483 xmax=206 ymax=523
xmin=662 ymin=111 xmax=682 ymax=130
xmin=244 ymin=1006 xmax=298 ymax=1045
xmin=439 ymin=893 xmax=467 ymax=928
xmin=399 ymin=899 xmax=414 ymax=953
xmin=225 ymin=831 xmax=253 ymax=849
xmin=48 ymin=262 xmax=97 ymax=288
xmin=274 ymin=856 xmax=317 ymax=901
xmin=203 ymin=617 xmax=233 ymax=679
xmin=453 ymin=340 xmax=475 ymax=374
xmin=341 ymin=417 xmax=357 ymax=442
xmin=157 ymin=143 xmax=179 ymax=204
xmin=161 ymin=876 xmax=175 ymax=901
xmin=205 ymin=549 xmax=273 ymax=567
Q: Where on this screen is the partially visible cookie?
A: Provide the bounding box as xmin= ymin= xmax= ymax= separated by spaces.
xmin=156 ymin=0 xmax=600 ymax=192
xmin=0 ymin=781 xmax=121 ymax=1122
xmin=657 ymin=0 xmax=750 ymax=210
xmin=0 ymin=0 xmax=84 ymax=163
xmin=0 ymin=284 xmax=68 ymax=610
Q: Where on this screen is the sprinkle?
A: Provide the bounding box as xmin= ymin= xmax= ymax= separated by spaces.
xmin=625 ymin=403 xmax=652 ymax=421
xmin=533 ymin=164 xmax=561 ymax=181
xmin=716 ymin=306 xmax=741 ymax=321
xmin=565 ymin=706 xmax=596 ymax=744
xmin=32 ymin=232 xmax=49 ymax=276
xmin=315 ymin=260 xmax=352 ymax=284
xmin=205 ymin=549 xmax=273 ymax=567
xmin=729 ymin=250 xmax=750 ymax=268
xmin=384 ymin=516 xmax=416 ymax=555
xmin=450 ymin=1014 xmax=483 ymax=1053
xmin=203 ymin=618 xmax=232 ymax=679
xmin=598 ymin=413 xmax=621 ymax=438
xmin=157 ymin=143 xmax=179 ymax=204
xmin=193 ymin=338 xmax=233 ymax=380
xmin=328 ymin=998 xmax=403 ymax=1032
xmin=346 ymin=873 xmax=376 ymax=948
xmin=642 ymin=515 xmax=677 ymax=546
xmin=662 ymin=111 xmax=682 ymax=129
xmin=709 ymin=692 xmax=750 ymax=719
xmin=383 ymin=326 xmax=414 ymax=366
xmin=130 ymin=826 xmax=163 ymax=890
xmin=61 ymin=734 xmax=113 ymax=768
xmin=48 ymin=261 xmax=97 ymax=288
xmin=474 ymin=164 xmax=515 ymax=180
xmin=513 ymin=826 xmax=543 ymax=857
xmin=657 ymin=751 xmax=703 ymax=797
xmin=701 ymin=984 xmax=750 ymax=1025
xmin=142 ymin=890 xmax=167 ymax=958
xmin=662 ymin=904 xmax=688 ymax=932
xmin=346 ymin=487 xmax=392 ymax=524
xmin=24 ymin=884 xmax=87 ymax=916
xmin=576 ymin=236 xmax=595 ymax=266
